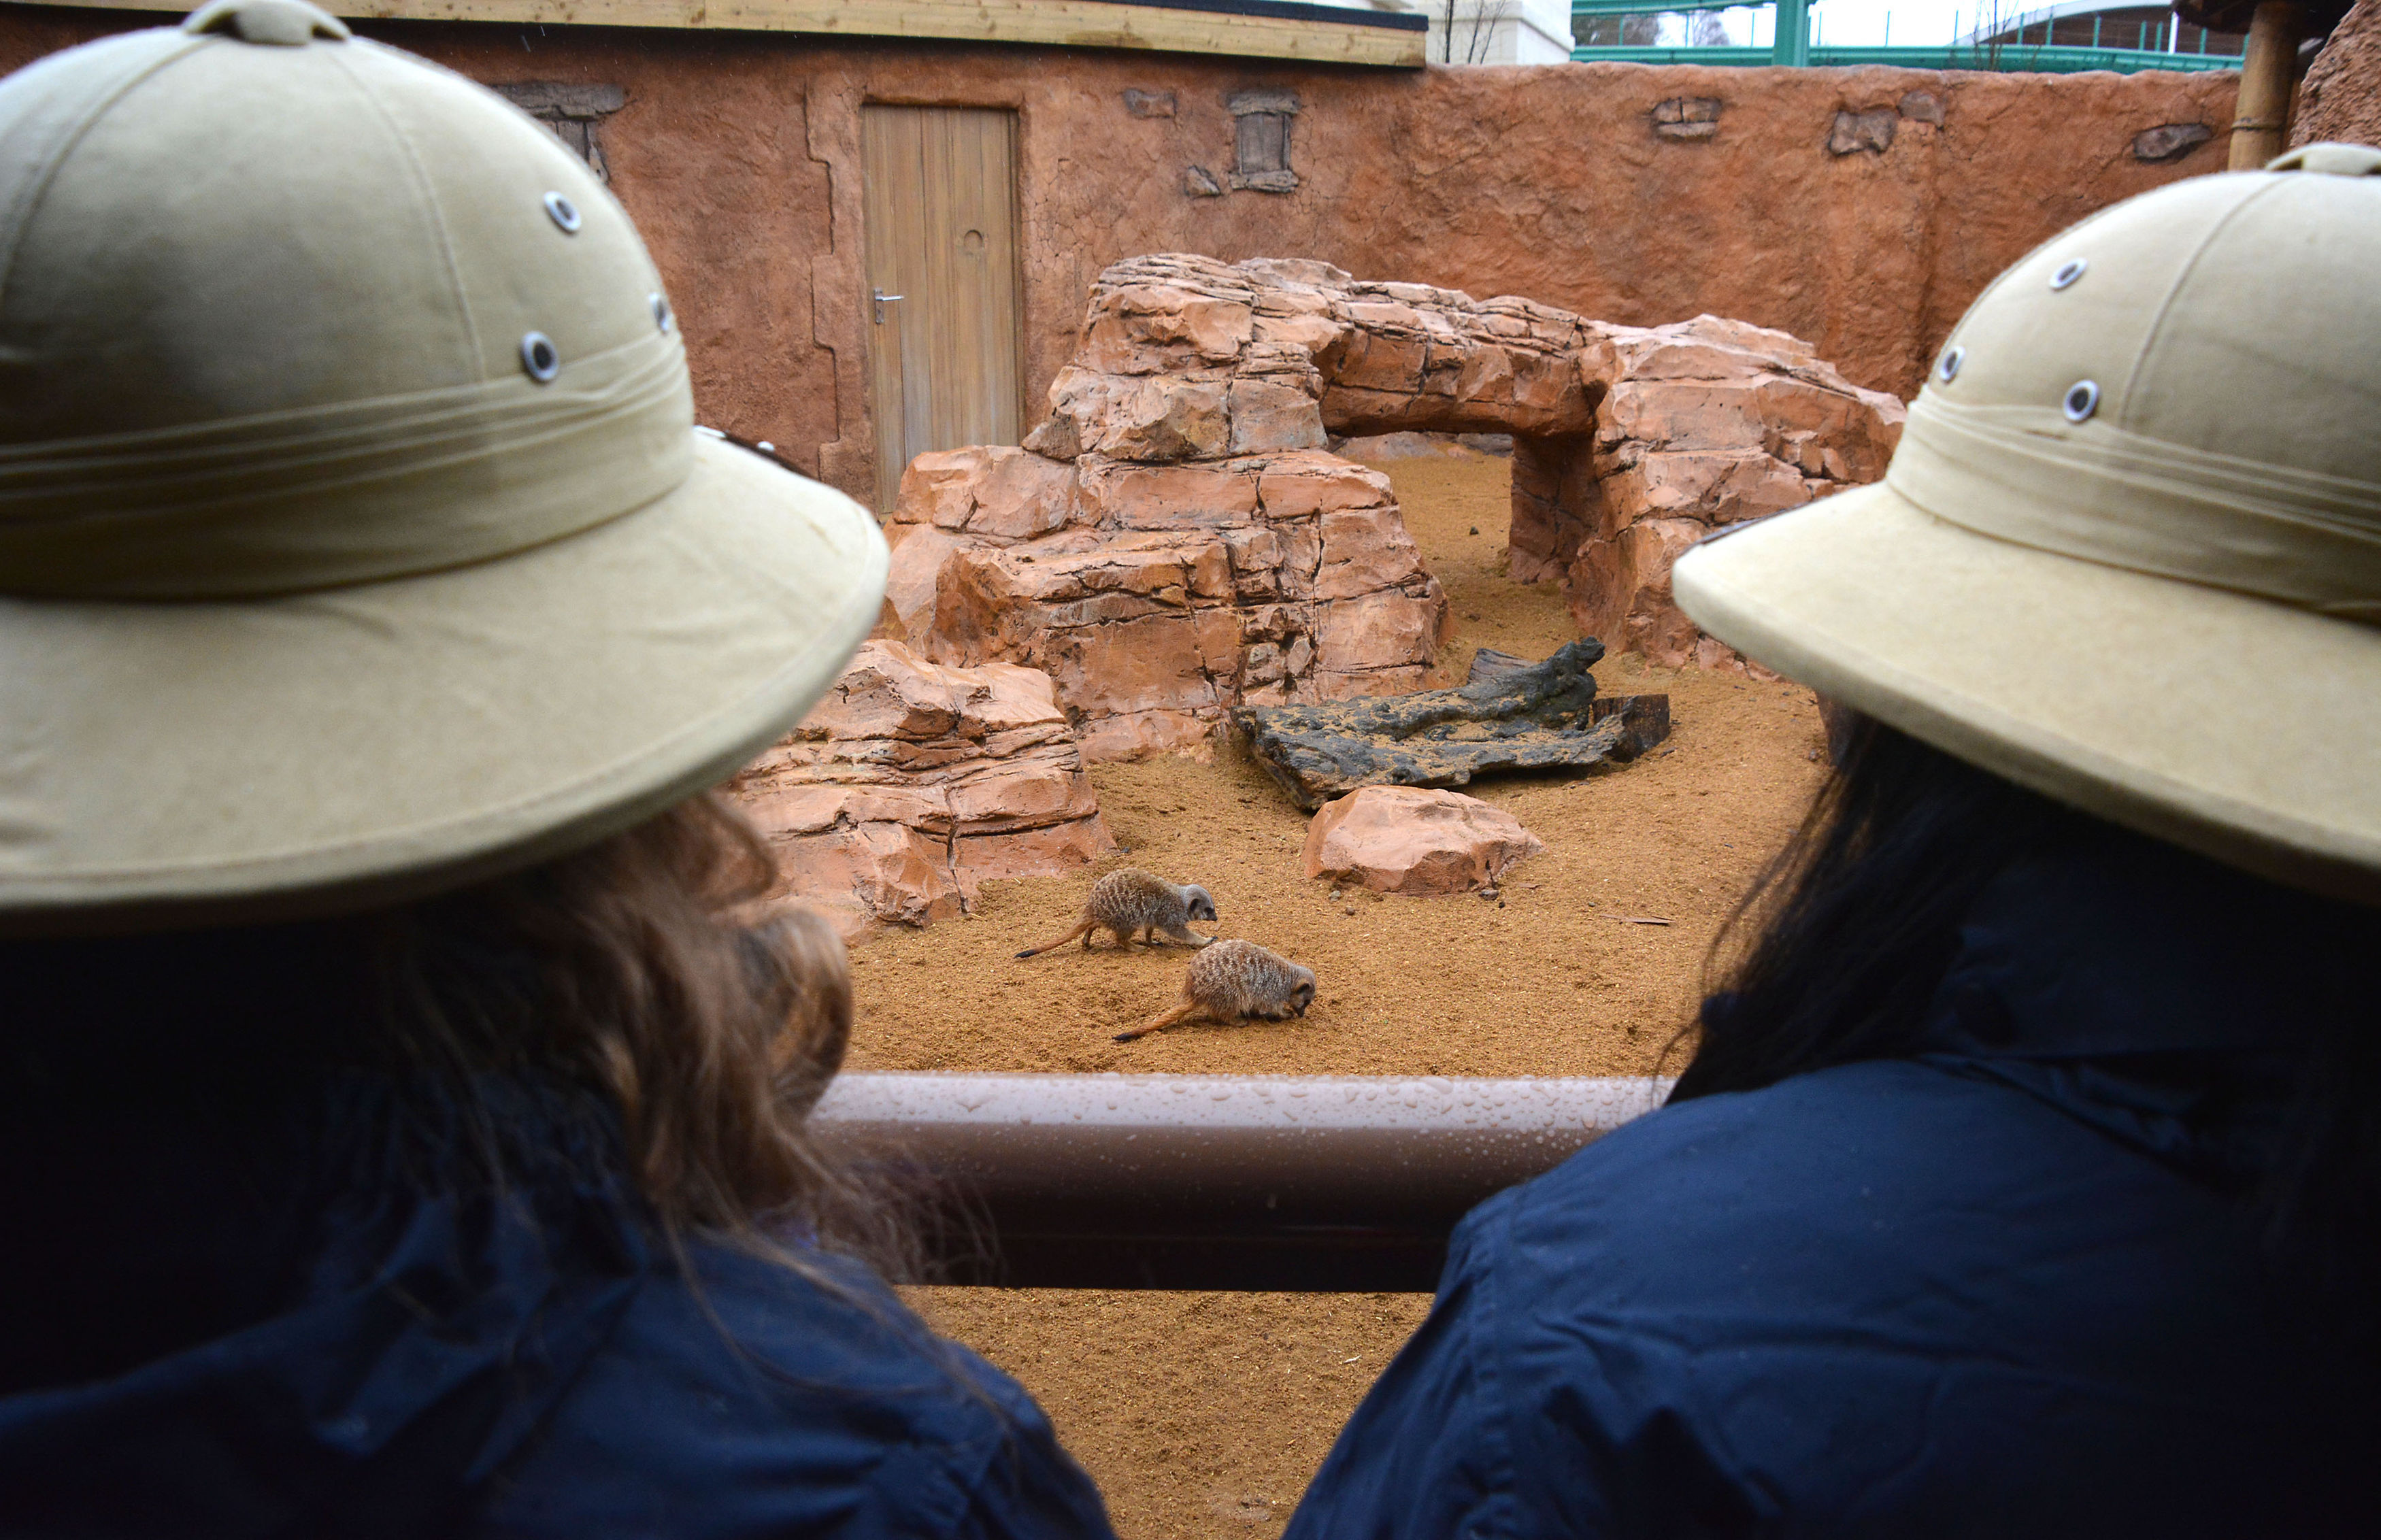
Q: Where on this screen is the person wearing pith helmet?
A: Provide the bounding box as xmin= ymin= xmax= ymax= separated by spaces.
xmin=1289 ymin=152 xmax=2381 ymax=1536
xmin=0 ymin=4 xmax=1115 ymax=1535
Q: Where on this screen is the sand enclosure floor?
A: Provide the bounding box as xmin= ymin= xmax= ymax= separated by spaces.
xmin=875 ymin=450 xmax=1832 ymax=1536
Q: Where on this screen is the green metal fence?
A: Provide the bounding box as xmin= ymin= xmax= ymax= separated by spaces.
xmin=1569 ymin=0 xmax=2246 ymax=71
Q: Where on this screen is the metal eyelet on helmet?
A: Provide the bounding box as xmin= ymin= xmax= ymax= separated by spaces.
xmin=2062 ymin=380 xmax=2099 ymax=422
xmin=650 ymin=292 xmax=673 ymax=333
xmin=1937 ymin=344 xmax=1965 ymax=384
xmin=2050 ymin=258 xmax=2088 ymax=290
xmin=520 ymin=331 xmax=561 ymax=383
xmin=542 ymin=191 xmax=582 ymax=233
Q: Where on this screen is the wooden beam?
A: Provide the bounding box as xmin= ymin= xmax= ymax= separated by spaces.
xmin=9 ymin=0 xmax=1431 ymax=66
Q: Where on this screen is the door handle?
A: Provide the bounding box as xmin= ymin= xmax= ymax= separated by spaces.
xmin=873 ymin=289 xmax=905 ymax=324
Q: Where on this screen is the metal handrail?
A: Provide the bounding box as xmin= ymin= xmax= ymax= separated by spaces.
xmin=814 ymin=1071 xmax=1670 ymax=1291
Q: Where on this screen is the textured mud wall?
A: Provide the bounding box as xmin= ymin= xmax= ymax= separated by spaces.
xmin=0 ymin=10 xmax=2235 ymax=506
xmin=2297 ymin=0 xmax=2381 ymax=148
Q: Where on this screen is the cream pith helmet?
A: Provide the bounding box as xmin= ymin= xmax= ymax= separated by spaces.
xmin=1674 ymin=144 xmax=2381 ymax=903
xmin=0 ymin=0 xmax=887 ymax=932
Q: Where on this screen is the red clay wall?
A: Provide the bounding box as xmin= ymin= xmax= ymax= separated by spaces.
xmin=1 ymin=8 xmax=2238 ymax=505
xmin=2297 ymin=0 xmax=2381 ymax=148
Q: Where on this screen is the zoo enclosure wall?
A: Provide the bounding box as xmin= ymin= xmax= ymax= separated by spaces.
xmin=0 ymin=6 xmax=2236 ymax=511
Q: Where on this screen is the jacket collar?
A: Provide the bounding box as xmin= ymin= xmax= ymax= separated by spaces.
xmin=1914 ymin=833 xmax=2342 ymax=1182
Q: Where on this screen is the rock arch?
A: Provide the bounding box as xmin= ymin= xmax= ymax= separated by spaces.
xmin=882 ymin=254 xmax=1902 ymax=759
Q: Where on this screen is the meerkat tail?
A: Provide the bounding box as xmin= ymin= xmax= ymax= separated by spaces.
xmin=1015 ymin=918 xmax=1094 ymax=959
xmin=1114 ymin=1001 xmax=1199 ymax=1043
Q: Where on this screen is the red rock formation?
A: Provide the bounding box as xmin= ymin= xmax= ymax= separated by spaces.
xmin=888 ymin=256 xmax=1495 ymax=760
xmin=886 ymin=254 xmax=1899 ymax=738
xmin=729 ymin=641 xmax=1114 ymax=940
xmin=908 ymin=446 xmax=1446 ymax=760
xmin=2297 ymin=0 xmax=2381 ymax=150
xmin=1301 ymin=786 xmax=1545 ymax=895
xmin=1515 ymin=315 xmax=1905 ymax=667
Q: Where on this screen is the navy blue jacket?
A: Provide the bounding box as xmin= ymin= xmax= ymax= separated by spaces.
xmin=1288 ymin=842 xmax=2376 ymax=1538
xmin=0 ymin=1069 xmax=1113 ymax=1539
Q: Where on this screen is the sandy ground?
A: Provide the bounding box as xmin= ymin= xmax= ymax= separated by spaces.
xmin=876 ymin=449 xmax=1833 ymax=1537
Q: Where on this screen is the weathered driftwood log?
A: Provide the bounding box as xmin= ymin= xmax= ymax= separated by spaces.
xmin=1232 ymin=639 xmax=1671 ymax=809
xmin=1463 ymin=648 xmax=1537 ymax=686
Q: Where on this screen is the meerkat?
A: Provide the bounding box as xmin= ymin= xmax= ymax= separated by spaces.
xmin=1114 ymin=939 xmax=1316 ymax=1043
xmin=1014 ymin=869 xmax=1220 ymax=958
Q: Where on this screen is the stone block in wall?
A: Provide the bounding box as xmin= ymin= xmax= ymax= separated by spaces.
xmin=1033 ymin=368 xmax=1231 ymax=461
xmin=1318 ymin=590 xmax=1443 ymax=673
xmin=1228 ymin=378 xmax=1328 ymax=452
xmin=1254 ymin=450 xmax=1395 ymax=519
xmin=1314 ymin=506 xmax=1427 ymax=600
xmin=904 ymin=440 xmax=1446 ymax=758
xmin=896 ymin=445 xmax=1078 ymax=539
xmin=1828 ymin=107 xmax=1898 ymax=155
xmin=729 ymin=641 xmax=1114 ymax=940
xmin=882 ymin=524 xmax=984 ymax=641
xmin=1078 ymin=282 xmax=1256 ymax=375
xmin=1603 ymin=448 xmax=1816 ymax=527
xmin=1897 ymin=90 xmax=1944 ymax=125
xmin=495 ymin=82 xmax=623 ymax=181
xmin=2133 ymin=122 xmax=2215 ymax=162
xmin=1078 ymin=455 xmax=1263 ymax=529
xmin=1650 ymin=96 xmax=1723 ymax=141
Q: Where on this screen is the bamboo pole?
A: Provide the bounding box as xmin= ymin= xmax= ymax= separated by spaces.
xmin=2231 ymin=0 xmax=2307 ymax=169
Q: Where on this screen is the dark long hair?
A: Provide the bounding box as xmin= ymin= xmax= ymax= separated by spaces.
xmin=4 ymin=793 xmax=902 ymax=1276
xmin=1674 ymin=715 xmax=2381 ymax=1299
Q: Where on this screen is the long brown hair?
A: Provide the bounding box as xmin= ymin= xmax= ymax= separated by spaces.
xmin=367 ymin=792 xmax=901 ymax=1271
xmin=5 ymin=792 xmax=901 ymax=1276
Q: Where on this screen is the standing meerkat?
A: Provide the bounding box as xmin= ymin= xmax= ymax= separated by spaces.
xmin=1114 ymin=939 xmax=1316 ymax=1043
xmin=1014 ymin=869 xmax=1219 ymax=958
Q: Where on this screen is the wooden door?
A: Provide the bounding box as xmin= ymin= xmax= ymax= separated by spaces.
xmin=861 ymin=106 xmax=1026 ymax=510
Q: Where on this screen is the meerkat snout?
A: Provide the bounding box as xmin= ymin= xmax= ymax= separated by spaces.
xmin=1183 ymin=885 xmax=1218 ymax=924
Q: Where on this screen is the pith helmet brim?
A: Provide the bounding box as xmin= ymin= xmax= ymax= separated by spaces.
xmin=1674 ymin=480 xmax=2381 ymax=904
xmin=1 ymin=435 xmax=888 ymax=932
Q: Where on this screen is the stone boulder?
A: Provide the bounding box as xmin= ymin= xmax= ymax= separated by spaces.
xmin=1302 ymin=786 xmax=1545 ymax=896
xmin=729 ymin=641 xmax=1115 ymax=940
